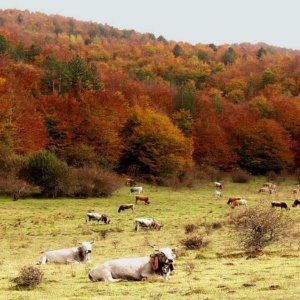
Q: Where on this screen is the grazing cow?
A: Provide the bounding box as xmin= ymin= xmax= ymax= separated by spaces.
xmin=39 ymin=241 xmax=94 ymax=264
xmin=135 ymin=218 xmax=163 ymax=232
xmin=88 ymin=248 xmax=176 ymax=282
xmin=126 ymin=178 xmax=136 ymax=187
xmin=130 ymin=186 xmax=143 ymax=195
xmin=292 ymin=200 xmax=300 ymax=207
xmin=214 ymin=182 xmax=223 ymax=189
xmin=230 ymin=199 xmax=247 ymax=209
xmin=259 ymin=187 xmax=272 ymax=194
xmin=227 ymin=197 xmax=241 ymax=205
xmin=86 ymin=212 xmax=111 ymax=224
xmin=118 ymin=204 xmax=135 ymax=213
xmin=135 ymin=195 xmax=150 ymax=205
xmin=271 ymin=201 xmax=289 ymax=209
xmin=215 ymin=191 xmax=222 ymax=198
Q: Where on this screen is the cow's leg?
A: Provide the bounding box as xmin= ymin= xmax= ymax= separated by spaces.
xmin=135 ymin=222 xmax=139 ymax=232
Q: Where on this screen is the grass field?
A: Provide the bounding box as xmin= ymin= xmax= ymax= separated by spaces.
xmin=1 ymin=177 xmax=300 ymax=300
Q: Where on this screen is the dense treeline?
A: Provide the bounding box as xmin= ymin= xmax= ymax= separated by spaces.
xmin=0 ymin=9 xmax=300 ymax=193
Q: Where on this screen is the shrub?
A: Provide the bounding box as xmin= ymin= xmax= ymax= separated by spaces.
xmin=12 ymin=266 xmax=43 ymax=289
xmin=0 ymin=176 xmax=40 ymax=200
xmin=231 ymin=169 xmax=251 ymax=183
xmin=295 ymin=168 xmax=300 ymax=184
xmin=74 ymin=166 xmax=122 ymax=197
xmin=229 ymin=205 xmax=291 ymax=252
xmin=180 ymin=235 xmax=208 ymax=250
xmin=185 ymin=223 xmax=198 ymax=234
xmin=20 ymin=150 xmax=75 ymax=197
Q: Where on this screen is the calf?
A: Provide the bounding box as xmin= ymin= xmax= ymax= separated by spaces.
xmin=271 ymin=201 xmax=289 ymax=209
xmin=292 ymin=200 xmax=300 ymax=207
xmin=118 ymin=204 xmax=135 ymax=213
xmin=130 ymin=186 xmax=143 ymax=195
xmin=135 ymin=218 xmax=162 ymax=232
xmin=135 ymin=195 xmax=150 ymax=205
xmin=86 ymin=212 xmax=111 ymax=224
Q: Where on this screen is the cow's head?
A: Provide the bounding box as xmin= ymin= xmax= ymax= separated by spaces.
xmin=79 ymin=241 xmax=94 ymax=254
xmin=151 ymin=247 xmax=176 ymax=278
xmin=158 ymin=248 xmax=176 ymax=264
xmin=154 ymin=222 xmax=163 ymax=230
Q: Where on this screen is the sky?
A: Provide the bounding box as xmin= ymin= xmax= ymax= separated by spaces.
xmin=1 ymin=0 xmax=300 ymax=50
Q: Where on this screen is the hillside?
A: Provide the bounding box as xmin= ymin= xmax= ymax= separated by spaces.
xmin=0 ymin=9 xmax=300 ymax=176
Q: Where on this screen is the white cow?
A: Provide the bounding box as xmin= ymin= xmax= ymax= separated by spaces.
xmin=88 ymin=248 xmax=176 ymax=282
xmin=214 ymin=182 xmax=223 ymax=189
xmin=135 ymin=218 xmax=163 ymax=232
xmin=130 ymin=186 xmax=143 ymax=195
xmin=39 ymin=241 xmax=93 ymax=264
xmin=214 ymin=191 xmax=222 ymax=198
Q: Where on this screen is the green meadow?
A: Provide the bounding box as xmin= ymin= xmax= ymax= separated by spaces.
xmin=1 ymin=178 xmax=300 ymax=300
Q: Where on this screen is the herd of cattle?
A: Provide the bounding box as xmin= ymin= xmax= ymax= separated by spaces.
xmin=214 ymin=181 xmax=300 ymax=210
xmin=36 ymin=178 xmax=300 ymax=284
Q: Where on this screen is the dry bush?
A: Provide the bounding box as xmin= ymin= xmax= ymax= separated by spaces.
xmin=185 ymin=223 xmax=198 ymax=234
xmin=0 ymin=176 xmax=40 ymax=200
xmin=231 ymin=169 xmax=251 ymax=183
xmin=180 ymin=235 xmax=208 ymax=250
xmin=12 ymin=266 xmax=43 ymax=289
xmin=229 ymin=205 xmax=292 ymax=252
xmin=73 ymin=166 xmax=123 ymax=197
xmin=197 ymin=165 xmax=224 ymax=182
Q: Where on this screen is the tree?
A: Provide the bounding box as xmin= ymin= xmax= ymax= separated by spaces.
xmin=256 ymin=47 xmax=267 ymax=59
xmin=119 ymin=107 xmax=193 ymax=180
xmin=236 ymin=119 xmax=293 ymax=174
xmin=172 ymin=109 xmax=194 ymax=137
xmin=261 ymin=68 xmax=276 ymax=87
xmin=172 ymin=44 xmax=183 ymax=58
xmin=175 ymin=84 xmax=196 ymax=112
xmin=222 ymin=47 xmax=237 ymax=65
xmin=197 ymin=49 xmax=210 ymax=63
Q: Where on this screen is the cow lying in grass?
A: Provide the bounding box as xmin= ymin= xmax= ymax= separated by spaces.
xmin=271 ymin=201 xmax=289 ymax=209
xmin=86 ymin=212 xmax=111 ymax=224
xmin=118 ymin=204 xmax=135 ymax=213
xmin=88 ymin=248 xmax=175 ymax=282
xmin=39 ymin=241 xmax=93 ymax=264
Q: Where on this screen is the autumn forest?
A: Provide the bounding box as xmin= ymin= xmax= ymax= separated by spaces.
xmin=0 ymin=9 xmax=300 ymax=190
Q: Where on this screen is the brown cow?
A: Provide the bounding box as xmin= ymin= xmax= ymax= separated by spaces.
xmin=135 ymin=195 xmax=150 ymax=205
xmin=126 ymin=178 xmax=136 ymax=187
xmin=118 ymin=204 xmax=135 ymax=213
xmin=292 ymin=200 xmax=300 ymax=207
xmin=227 ymin=197 xmax=241 ymax=205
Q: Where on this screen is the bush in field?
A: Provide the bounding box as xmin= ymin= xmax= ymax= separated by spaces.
xmin=20 ymin=150 xmax=74 ymax=197
xmin=12 ymin=266 xmax=43 ymax=289
xmin=0 ymin=144 xmax=24 ymax=174
xmin=180 ymin=235 xmax=208 ymax=250
xmin=0 ymin=176 xmax=40 ymax=200
xmin=59 ymin=144 xmax=99 ymax=167
xmin=229 ymin=205 xmax=291 ymax=253
xmin=74 ymin=166 xmax=123 ymax=197
xmin=231 ymin=169 xmax=251 ymax=183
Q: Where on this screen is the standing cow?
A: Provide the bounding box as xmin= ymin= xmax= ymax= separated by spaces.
xmin=214 ymin=182 xmax=223 ymax=189
xmin=86 ymin=212 xmax=111 ymax=224
xmin=39 ymin=241 xmax=94 ymax=264
xmin=135 ymin=218 xmax=163 ymax=231
xmin=130 ymin=187 xmax=143 ymax=195
xmin=88 ymin=248 xmax=176 ymax=282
